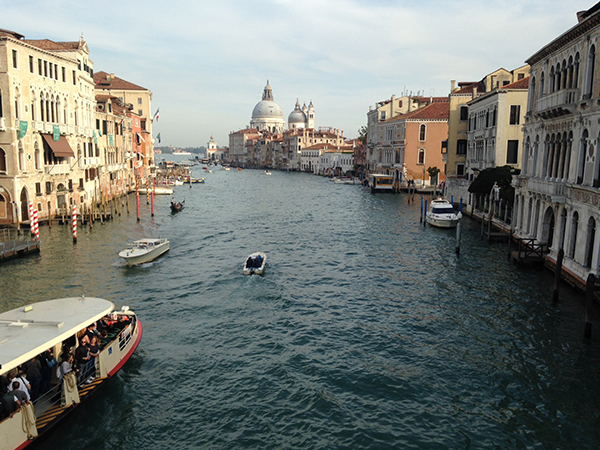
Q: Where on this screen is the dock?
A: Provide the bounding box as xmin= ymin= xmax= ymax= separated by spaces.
xmin=0 ymin=238 xmax=40 ymax=261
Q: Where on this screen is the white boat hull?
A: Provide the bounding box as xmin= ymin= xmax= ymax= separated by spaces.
xmin=0 ymin=298 xmax=142 ymax=449
xmin=243 ymin=252 xmax=267 ymax=275
xmin=138 ymin=187 xmax=173 ymax=195
xmin=426 ymin=216 xmax=460 ymax=228
xmin=119 ymin=239 xmax=170 ymax=266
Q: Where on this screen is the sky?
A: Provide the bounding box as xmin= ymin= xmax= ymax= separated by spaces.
xmin=3 ymin=0 xmax=593 ymax=148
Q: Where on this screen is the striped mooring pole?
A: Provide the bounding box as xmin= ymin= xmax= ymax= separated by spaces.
xmin=33 ymin=209 xmax=39 ymax=242
xmin=72 ymin=204 xmax=77 ymax=244
xmin=29 ymin=201 xmax=35 ymax=237
xmin=136 ymin=177 xmax=140 ymax=222
xmin=146 ymin=178 xmax=150 ymax=205
xmin=151 ymin=178 xmax=155 ymax=217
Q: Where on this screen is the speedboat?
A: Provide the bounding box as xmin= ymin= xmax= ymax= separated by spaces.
xmin=170 ymin=200 xmax=185 ymax=213
xmin=190 ymin=178 xmax=205 ymax=184
xmin=118 ymin=238 xmax=170 ymax=266
xmin=426 ymin=198 xmax=461 ymax=228
xmin=333 ymin=177 xmax=360 ymax=185
xmin=0 ymin=297 xmax=142 ymax=449
xmin=243 ymin=252 xmax=267 ymax=275
xmin=264 ymin=170 xmax=272 ymax=175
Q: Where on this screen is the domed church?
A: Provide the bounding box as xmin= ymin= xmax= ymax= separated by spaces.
xmin=250 ymin=81 xmax=315 ymax=133
xmin=288 ymin=99 xmax=315 ymax=130
xmin=250 ymin=81 xmax=286 ymax=133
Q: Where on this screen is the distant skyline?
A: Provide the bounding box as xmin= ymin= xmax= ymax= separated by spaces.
xmin=4 ymin=0 xmax=592 ymax=147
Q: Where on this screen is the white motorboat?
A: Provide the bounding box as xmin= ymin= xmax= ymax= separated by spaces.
xmin=118 ymin=238 xmax=170 ymax=266
xmin=426 ymin=198 xmax=462 ymax=228
xmin=264 ymin=170 xmax=272 ymax=175
xmin=0 ymin=297 xmax=142 ymax=449
xmin=333 ymin=177 xmax=360 ymax=185
xmin=243 ymin=252 xmax=267 ymax=275
xmin=138 ymin=186 xmax=173 ymax=195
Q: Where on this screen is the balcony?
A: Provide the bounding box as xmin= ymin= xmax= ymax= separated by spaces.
xmin=527 ymin=178 xmax=567 ymax=203
xmin=44 ymin=164 xmax=70 ymax=175
xmin=534 ymin=89 xmax=578 ymax=119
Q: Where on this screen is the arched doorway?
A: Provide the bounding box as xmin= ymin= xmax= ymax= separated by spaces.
xmin=20 ymin=187 xmax=29 ymax=222
xmin=584 ymin=217 xmax=596 ymax=268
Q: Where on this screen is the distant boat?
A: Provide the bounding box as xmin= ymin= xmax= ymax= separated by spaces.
xmin=173 ymin=150 xmax=192 ymax=155
xmin=118 ymin=238 xmax=170 ymax=266
xmin=237 ymin=167 xmax=243 ymax=171
xmin=222 ymin=166 xmax=231 ymax=171
xmin=333 ymin=176 xmax=360 ymax=185
xmin=264 ymin=170 xmax=272 ymax=175
xmin=170 ymin=200 xmax=185 ymax=213
xmin=243 ymin=252 xmax=267 ymax=275
xmin=190 ymin=178 xmax=205 ymax=184
xmin=426 ymin=198 xmax=462 ymax=228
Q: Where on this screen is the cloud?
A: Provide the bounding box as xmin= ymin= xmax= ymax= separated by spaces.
xmin=4 ymin=0 xmax=587 ymax=146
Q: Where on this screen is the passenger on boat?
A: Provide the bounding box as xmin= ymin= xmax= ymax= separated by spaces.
xmin=7 ymin=371 xmax=31 ymax=401
xmin=246 ymin=257 xmax=253 ymax=268
xmin=24 ymin=356 xmax=42 ymax=401
xmin=255 ymin=255 xmax=263 ymax=267
xmin=56 ymin=354 xmax=75 ymax=383
xmin=10 ymin=382 xmax=28 ymax=407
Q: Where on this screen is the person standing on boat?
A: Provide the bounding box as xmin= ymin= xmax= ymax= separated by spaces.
xmin=10 ymin=382 xmax=28 ymax=408
xmin=25 ymin=356 xmax=42 ymax=401
xmin=7 ymin=371 xmax=30 ymax=401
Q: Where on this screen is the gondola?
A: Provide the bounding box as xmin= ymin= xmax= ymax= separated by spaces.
xmin=170 ymin=200 xmax=185 ymax=213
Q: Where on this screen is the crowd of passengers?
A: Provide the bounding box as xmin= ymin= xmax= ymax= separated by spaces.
xmin=0 ymin=314 xmax=131 ymax=421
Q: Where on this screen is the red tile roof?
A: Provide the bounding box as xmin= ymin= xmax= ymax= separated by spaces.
xmin=402 ymin=101 xmax=449 ymax=120
xmin=453 ymin=81 xmax=484 ymax=94
xmin=94 ymin=71 xmax=148 ymax=91
xmin=502 ymin=77 xmax=530 ymax=89
xmin=23 ymin=39 xmax=79 ymax=51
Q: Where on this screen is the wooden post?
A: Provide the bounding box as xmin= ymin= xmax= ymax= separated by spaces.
xmin=507 ymin=230 xmax=513 ymax=262
xmin=487 ymin=215 xmax=492 ymax=242
xmin=423 ymin=200 xmax=428 ymax=227
xmin=455 ymin=221 xmax=461 ymax=257
xmin=420 ymin=196 xmax=424 ymax=223
xmin=553 ymin=248 xmax=564 ymax=303
xmin=480 ymin=214 xmax=485 ymax=239
xmin=584 ymin=273 xmax=596 ymax=338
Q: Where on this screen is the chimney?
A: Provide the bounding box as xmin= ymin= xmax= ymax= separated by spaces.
xmin=473 ymin=86 xmax=478 ymax=98
xmin=451 ymin=80 xmax=456 ymax=92
xmin=577 ymin=11 xmax=587 ymax=23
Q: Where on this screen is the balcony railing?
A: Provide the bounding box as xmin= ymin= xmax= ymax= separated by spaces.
xmin=534 ymin=89 xmax=578 ymax=117
xmin=527 ymin=178 xmax=567 ymax=202
xmin=44 ymin=164 xmax=70 ymax=175
xmin=84 ymin=157 xmax=101 ymax=166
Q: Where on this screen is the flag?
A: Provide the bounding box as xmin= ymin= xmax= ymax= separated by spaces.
xmin=156 ymin=133 xmax=161 ymax=143
xmin=153 ymin=108 xmax=160 ymax=121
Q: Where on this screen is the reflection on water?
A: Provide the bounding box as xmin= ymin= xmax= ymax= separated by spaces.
xmin=3 ymin=166 xmax=600 ymax=449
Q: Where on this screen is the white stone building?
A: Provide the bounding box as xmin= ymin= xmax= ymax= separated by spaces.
xmin=515 ymin=2 xmax=600 ymax=286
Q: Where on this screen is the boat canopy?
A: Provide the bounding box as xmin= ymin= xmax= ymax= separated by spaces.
xmin=0 ymin=297 xmax=115 ymax=374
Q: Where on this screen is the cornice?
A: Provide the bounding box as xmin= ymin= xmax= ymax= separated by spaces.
xmin=528 ymin=12 xmax=600 ymax=65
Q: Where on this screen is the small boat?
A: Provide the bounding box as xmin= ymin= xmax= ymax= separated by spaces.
xmin=243 ymin=252 xmax=267 ymax=275
xmin=426 ymin=198 xmax=462 ymax=228
xmin=138 ymin=187 xmax=173 ymax=195
xmin=0 ymin=297 xmax=142 ymax=449
xmin=190 ymin=178 xmax=205 ymax=184
xmin=264 ymin=170 xmax=272 ymax=175
xmin=237 ymin=167 xmax=243 ymax=171
xmin=118 ymin=238 xmax=170 ymax=266
xmin=222 ymin=166 xmax=231 ymax=171
xmin=333 ymin=177 xmax=360 ymax=185
xmin=170 ymin=200 xmax=185 ymax=213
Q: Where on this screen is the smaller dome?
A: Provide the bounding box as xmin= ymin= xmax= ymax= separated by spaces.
xmin=288 ymin=100 xmax=306 ymax=125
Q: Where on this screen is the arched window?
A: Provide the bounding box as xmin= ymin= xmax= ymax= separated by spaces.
xmin=586 ymin=45 xmax=596 ymax=98
xmin=574 ymin=53 xmax=580 ymax=89
xmin=0 ymin=148 xmax=6 ymax=173
xmin=528 ymin=77 xmax=536 ymax=112
xmin=550 ymin=66 xmax=555 ymax=94
xmin=14 ymin=87 xmax=20 ymax=119
xmin=34 ymin=143 xmax=41 ymax=171
xmin=555 ymin=63 xmax=562 ymax=91
xmin=0 ymin=193 xmax=6 ymax=219
xmin=584 ymin=217 xmax=596 ymax=267
xmin=419 ymin=124 xmax=426 ymax=141
xmin=30 ymin=90 xmax=36 ymax=122
xmin=577 ymin=129 xmax=588 ymax=184
xmin=569 ymin=211 xmax=579 ymax=259
xmin=18 ymin=144 xmax=25 ymax=172
xmin=418 ymin=148 xmax=425 ymax=165
xmin=562 ymin=60 xmax=567 ymax=89
xmin=540 ymin=72 xmax=545 ymax=97
xmin=568 ymin=55 xmax=574 ymax=89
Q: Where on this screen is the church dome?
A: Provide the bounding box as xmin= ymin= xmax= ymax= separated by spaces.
xmin=251 ymin=81 xmax=283 ymax=119
xmin=288 ymin=99 xmax=306 ymax=125
xmin=252 ymin=100 xmax=283 ymax=119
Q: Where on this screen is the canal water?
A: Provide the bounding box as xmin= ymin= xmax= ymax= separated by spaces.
xmin=3 ymin=165 xmax=600 ymax=449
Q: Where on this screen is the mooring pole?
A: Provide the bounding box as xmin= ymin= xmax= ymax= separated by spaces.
xmin=455 ymin=221 xmax=461 ymax=257
xmin=584 ymin=273 xmax=596 ymax=338
xmin=420 ymin=196 xmax=424 ymax=223
xmin=423 ymin=200 xmax=428 ymax=227
xmin=553 ymin=248 xmax=564 ymax=303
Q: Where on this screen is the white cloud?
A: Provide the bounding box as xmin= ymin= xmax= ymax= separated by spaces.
xmin=4 ymin=0 xmax=588 ymax=146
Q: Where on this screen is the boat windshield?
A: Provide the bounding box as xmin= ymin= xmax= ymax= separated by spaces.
xmin=431 ymin=207 xmax=456 ymax=214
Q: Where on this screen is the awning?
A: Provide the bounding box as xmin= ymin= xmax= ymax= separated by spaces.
xmin=42 ymin=134 xmax=75 ymax=158
xmin=136 ymin=133 xmax=145 ymax=143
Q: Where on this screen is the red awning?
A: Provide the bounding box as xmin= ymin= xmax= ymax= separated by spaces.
xmin=42 ymin=134 xmax=75 ymax=158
